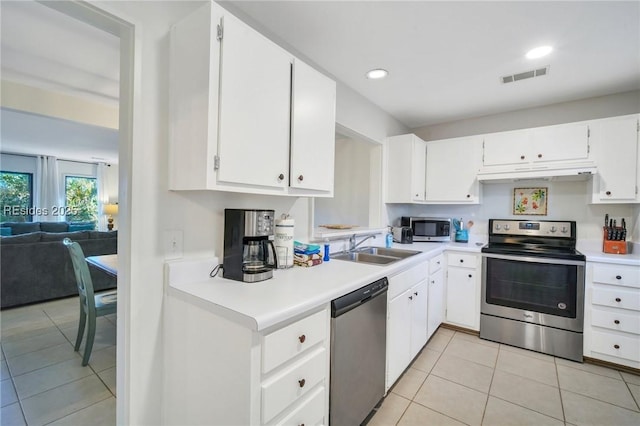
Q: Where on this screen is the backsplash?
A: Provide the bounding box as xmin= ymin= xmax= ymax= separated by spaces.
xmin=386 ymin=180 xmax=636 ymax=242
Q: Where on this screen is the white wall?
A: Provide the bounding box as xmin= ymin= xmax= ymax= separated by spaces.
xmin=413 ymin=90 xmax=640 ymax=141
xmin=386 ymin=180 xmax=635 ymax=244
xmin=315 ymin=137 xmax=371 ymax=227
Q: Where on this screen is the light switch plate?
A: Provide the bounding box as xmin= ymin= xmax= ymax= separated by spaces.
xmin=164 ymin=230 xmax=183 ymax=260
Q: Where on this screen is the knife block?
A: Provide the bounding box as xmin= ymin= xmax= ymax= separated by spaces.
xmin=602 ymin=228 xmax=627 ymax=254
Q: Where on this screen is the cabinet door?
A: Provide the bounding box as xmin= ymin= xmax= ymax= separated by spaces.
xmin=217 ymin=13 xmax=291 ymax=189
xmin=592 ymin=116 xmax=638 ymax=201
xmin=446 ymin=267 xmax=478 ymax=329
xmin=482 ymin=130 xmax=531 ymax=166
xmin=411 ymin=138 xmax=427 ymax=201
xmin=290 ymin=60 xmax=336 ymax=193
xmin=387 ymin=290 xmax=411 ymax=389
xmin=410 ymin=280 xmax=428 ymax=359
xmin=427 ymin=269 xmax=444 ymax=340
xmin=425 ymin=137 xmax=482 ymax=203
xmin=530 ymin=122 xmax=589 ymax=163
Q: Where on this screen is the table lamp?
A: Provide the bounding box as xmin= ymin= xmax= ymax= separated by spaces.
xmin=103 ymin=203 xmax=119 ymax=231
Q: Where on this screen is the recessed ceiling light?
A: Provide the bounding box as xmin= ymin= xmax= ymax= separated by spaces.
xmin=366 ymin=69 xmax=388 ymax=80
xmin=526 ymin=46 xmax=553 ymax=59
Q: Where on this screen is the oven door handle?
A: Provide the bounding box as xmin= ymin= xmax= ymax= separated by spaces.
xmin=482 ymin=252 xmax=585 ymax=267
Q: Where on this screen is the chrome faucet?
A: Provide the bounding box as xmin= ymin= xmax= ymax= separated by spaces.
xmin=349 ymin=234 xmax=376 ymax=252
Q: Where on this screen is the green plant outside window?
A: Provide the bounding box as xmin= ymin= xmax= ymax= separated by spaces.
xmin=0 ymin=171 xmax=33 ymax=222
xmin=65 ymin=176 xmax=98 ymax=223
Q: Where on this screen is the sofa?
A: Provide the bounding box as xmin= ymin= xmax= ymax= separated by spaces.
xmin=0 ymin=222 xmax=117 ymax=309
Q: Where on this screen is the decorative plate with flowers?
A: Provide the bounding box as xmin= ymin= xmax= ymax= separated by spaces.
xmin=513 ymin=187 xmax=547 ymax=215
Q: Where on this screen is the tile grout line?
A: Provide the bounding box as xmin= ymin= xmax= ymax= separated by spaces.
xmin=479 ymin=340 xmax=501 ymax=426
xmin=554 ymin=357 xmax=568 ymax=424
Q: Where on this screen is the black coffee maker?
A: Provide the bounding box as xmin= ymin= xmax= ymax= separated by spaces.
xmin=223 ymin=209 xmax=277 ymax=282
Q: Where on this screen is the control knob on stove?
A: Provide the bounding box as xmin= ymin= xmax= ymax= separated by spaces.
xmin=495 ymin=224 xmax=502 ymax=230
xmin=504 ymin=224 xmax=510 ymax=230
xmin=550 ymin=226 xmax=557 ymax=233
xmin=561 ymin=226 xmax=568 ymax=234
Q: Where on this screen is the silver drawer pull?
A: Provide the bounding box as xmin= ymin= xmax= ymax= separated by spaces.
xmin=298 ymin=378 xmax=306 ymax=388
xmin=614 ymin=344 xmax=620 ymax=350
xmin=614 ymin=319 xmax=620 ymax=325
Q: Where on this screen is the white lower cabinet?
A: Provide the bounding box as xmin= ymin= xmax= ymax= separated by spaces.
xmin=445 ymin=252 xmax=481 ymax=331
xmin=386 ymin=260 xmax=429 ymax=391
xmin=427 ymin=254 xmax=444 ymax=340
xmin=164 ymin=295 xmax=330 ymax=425
xmin=584 ymin=262 xmax=640 ymax=369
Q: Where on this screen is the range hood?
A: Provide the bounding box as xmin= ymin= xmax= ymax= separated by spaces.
xmin=477 ymin=161 xmax=598 ymax=183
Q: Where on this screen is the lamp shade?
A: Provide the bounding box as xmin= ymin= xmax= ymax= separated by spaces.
xmin=103 ymin=203 xmax=119 ymax=216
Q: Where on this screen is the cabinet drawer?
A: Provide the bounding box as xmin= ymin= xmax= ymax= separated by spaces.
xmin=389 ymin=261 xmax=428 ymax=299
xmin=429 ymin=254 xmax=443 ymax=274
xmin=592 ymin=287 xmax=640 ymax=312
xmin=591 ymin=329 xmax=640 ymax=363
xmin=591 ymin=307 xmax=640 ymax=335
xmin=592 ymin=264 xmax=640 ymax=289
xmin=447 ymin=252 xmax=477 ymax=269
xmin=263 ymin=310 xmax=328 ymax=373
xmin=262 ymin=348 xmax=326 ymax=424
xmin=272 ymin=385 xmax=325 ymax=426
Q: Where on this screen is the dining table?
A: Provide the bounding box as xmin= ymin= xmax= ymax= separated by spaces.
xmin=86 ymin=254 xmax=118 ymax=277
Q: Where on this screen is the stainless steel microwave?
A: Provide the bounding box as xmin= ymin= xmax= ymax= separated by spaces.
xmin=400 ymin=217 xmax=451 ymax=242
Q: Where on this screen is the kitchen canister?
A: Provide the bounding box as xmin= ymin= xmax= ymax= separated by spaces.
xmin=275 ymin=215 xmax=295 ymax=268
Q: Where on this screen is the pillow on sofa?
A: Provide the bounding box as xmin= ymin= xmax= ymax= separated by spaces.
xmin=41 ymin=222 xmax=69 ymax=233
xmin=0 ymin=227 xmax=11 ymax=236
xmin=0 ymin=232 xmax=42 ymax=244
xmin=69 ymin=222 xmax=95 ymax=232
xmin=2 ymin=222 xmax=41 ymax=235
xmin=88 ymin=230 xmax=117 ymax=239
xmin=41 ymin=231 xmax=90 ymax=242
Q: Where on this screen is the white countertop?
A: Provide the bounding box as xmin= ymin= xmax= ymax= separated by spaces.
xmin=166 ymin=238 xmax=638 ymax=334
xmin=577 ymin=240 xmax=640 ymax=266
xmin=166 ymin=241 xmax=483 ymax=333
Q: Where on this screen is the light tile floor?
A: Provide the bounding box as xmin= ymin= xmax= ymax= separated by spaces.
xmin=4 ymin=299 xmax=640 ymax=426
xmin=1 ymin=296 xmax=116 ymax=425
xmin=371 ymin=327 xmax=640 ymax=426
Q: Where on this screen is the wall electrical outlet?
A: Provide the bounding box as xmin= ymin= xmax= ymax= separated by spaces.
xmin=164 ymin=230 xmax=183 ymax=260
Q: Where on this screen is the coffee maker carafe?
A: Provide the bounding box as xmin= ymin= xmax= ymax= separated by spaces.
xmin=224 ymin=209 xmax=277 ymax=282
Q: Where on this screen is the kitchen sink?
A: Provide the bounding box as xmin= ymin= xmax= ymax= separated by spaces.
xmin=355 ymin=246 xmax=421 ymax=259
xmin=332 ymin=246 xmax=421 ymax=265
xmin=332 ymin=252 xmax=399 ymax=265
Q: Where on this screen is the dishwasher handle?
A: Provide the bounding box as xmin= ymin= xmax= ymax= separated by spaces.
xmin=331 ymin=277 xmax=388 ymax=317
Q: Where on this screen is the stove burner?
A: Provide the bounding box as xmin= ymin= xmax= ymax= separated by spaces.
xmin=482 ymin=219 xmax=583 ymax=261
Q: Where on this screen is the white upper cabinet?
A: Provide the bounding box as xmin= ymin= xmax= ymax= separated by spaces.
xmin=169 ymin=2 xmax=336 ymax=196
xmin=589 ymin=114 xmax=639 ymax=203
xmin=290 ymin=59 xmax=336 ymax=193
xmin=483 ymin=122 xmax=590 ymax=167
xmin=386 ymin=134 xmax=427 ymax=203
xmin=217 ymin=12 xmax=292 ymax=190
xmin=482 ymin=129 xmax=532 ymax=166
xmin=425 ymin=136 xmax=482 ymax=203
xmin=530 ymin=122 xmax=590 ymax=163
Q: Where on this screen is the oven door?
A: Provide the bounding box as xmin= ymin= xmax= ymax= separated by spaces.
xmin=481 ymin=253 xmax=585 ymax=332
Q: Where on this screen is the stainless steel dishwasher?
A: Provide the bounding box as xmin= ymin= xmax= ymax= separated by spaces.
xmin=330 ymin=277 xmax=388 ymax=426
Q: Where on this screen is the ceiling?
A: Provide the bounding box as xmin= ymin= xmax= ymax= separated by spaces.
xmin=0 ymin=1 xmax=638 ymax=165
xmin=225 ymin=1 xmax=640 ymax=128
xmin=0 ymin=1 xmax=119 ymax=164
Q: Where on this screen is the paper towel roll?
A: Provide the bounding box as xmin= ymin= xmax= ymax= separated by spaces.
xmin=275 ymin=218 xmax=294 ymax=268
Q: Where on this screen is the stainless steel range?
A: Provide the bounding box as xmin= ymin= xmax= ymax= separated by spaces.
xmin=480 ymin=219 xmax=585 ymax=362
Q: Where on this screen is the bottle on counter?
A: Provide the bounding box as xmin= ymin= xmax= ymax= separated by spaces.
xmin=323 ymin=239 xmax=330 ymax=262
xmin=385 ymin=228 xmax=393 ymax=248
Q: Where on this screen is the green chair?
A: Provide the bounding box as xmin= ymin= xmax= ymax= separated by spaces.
xmin=63 ymin=238 xmax=117 ymax=366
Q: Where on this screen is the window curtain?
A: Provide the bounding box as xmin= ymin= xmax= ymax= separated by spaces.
xmin=34 ymin=156 xmax=62 ymax=222
xmin=96 ymin=163 xmax=110 ymax=231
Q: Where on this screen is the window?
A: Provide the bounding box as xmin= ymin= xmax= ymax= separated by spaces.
xmin=0 ymin=171 xmax=34 ymax=222
xmin=65 ymin=176 xmax=98 ymax=223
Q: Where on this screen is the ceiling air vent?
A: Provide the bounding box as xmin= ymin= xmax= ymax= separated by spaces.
xmin=501 ymin=66 xmax=549 ymax=84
